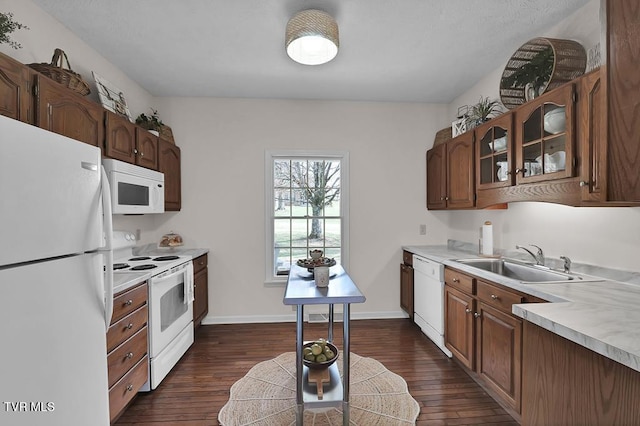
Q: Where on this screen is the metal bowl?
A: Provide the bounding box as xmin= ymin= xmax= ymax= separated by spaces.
xmin=302 ymin=341 xmax=339 ymax=370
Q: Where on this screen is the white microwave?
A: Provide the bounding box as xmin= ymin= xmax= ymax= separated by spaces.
xmin=102 ymin=159 xmax=165 ymax=214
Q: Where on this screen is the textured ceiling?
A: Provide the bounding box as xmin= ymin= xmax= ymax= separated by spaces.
xmin=32 ymin=0 xmax=590 ymax=103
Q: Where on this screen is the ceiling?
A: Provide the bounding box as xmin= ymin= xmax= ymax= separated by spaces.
xmin=32 ymin=0 xmax=590 ymax=103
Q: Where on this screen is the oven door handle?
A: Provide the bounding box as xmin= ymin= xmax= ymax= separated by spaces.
xmin=153 ymin=266 xmax=187 ymax=283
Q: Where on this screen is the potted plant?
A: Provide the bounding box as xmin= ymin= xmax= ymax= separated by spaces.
xmin=0 ymin=12 xmax=28 ymax=49
xmin=135 ymin=108 xmax=163 ymax=136
xmin=467 ymin=96 xmax=503 ymax=127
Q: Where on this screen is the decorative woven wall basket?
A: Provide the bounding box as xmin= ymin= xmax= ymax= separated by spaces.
xmin=159 ymin=124 xmax=175 ymax=143
xmin=433 ymin=127 xmax=452 ymax=147
xmin=28 ymin=48 xmax=91 ymax=96
xmin=499 ymin=38 xmax=586 ymax=110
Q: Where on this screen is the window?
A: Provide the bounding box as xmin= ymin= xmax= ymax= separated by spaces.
xmin=265 ymin=150 xmax=349 ymax=283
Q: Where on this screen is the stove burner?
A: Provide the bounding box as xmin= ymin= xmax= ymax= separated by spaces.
xmin=154 ymin=256 xmax=180 ymax=261
xmin=113 ymin=263 xmax=130 ymax=270
xmin=130 ymin=264 xmax=158 ymax=271
xmin=129 ymin=256 xmax=151 ymax=261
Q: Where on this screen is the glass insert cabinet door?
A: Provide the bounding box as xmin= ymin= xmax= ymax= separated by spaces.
xmin=476 ymin=113 xmax=514 ymax=189
xmin=514 ymin=84 xmax=575 ymax=184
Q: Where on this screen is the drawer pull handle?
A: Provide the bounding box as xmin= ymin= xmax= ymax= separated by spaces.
xmin=490 ymin=294 xmax=499 ymax=300
xmin=199 ymin=261 xmax=204 ymax=266
xmin=452 ymin=278 xmax=460 ymax=283
xmin=126 ymin=323 xmax=134 ymax=330
xmin=465 ymin=308 xmax=472 ymax=314
xmin=474 ymin=312 xmax=481 ymax=318
xmin=126 ymin=352 xmax=134 ymax=359
xmin=124 ymin=299 xmax=133 ymax=306
xmin=126 ymin=384 xmax=134 ymax=392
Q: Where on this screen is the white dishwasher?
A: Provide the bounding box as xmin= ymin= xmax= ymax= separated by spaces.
xmin=413 ymin=254 xmax=452 ymax=357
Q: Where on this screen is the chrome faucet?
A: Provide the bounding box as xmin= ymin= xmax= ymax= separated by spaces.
xmin=516 ymin=244 xmax=545 ymax=266
xmin=560 ymin=256 xmax=572 ymax=273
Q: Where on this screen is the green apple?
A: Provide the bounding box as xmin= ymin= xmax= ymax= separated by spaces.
xmin=311 ymin=343 xmax=323 ymax=356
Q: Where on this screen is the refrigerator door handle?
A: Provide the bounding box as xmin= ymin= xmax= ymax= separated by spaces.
xmin=101 ymin=165 xmax=114 ymax=330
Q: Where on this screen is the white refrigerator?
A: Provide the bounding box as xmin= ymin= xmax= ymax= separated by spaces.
xmin=0 ymin=115 xmax=113 ymax=426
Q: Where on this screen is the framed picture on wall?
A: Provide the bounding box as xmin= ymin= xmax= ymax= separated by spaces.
xmin=92 ymin=71 xmax=133 ymax=122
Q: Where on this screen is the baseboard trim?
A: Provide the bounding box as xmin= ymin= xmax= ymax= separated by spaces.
xmin=201 ymin=310 xmax=409 ymax=325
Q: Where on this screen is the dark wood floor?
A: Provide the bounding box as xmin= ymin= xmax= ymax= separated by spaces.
xmin=115 ymin=319 xmax=518 ymax=425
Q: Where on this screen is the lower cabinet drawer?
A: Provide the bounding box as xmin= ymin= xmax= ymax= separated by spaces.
xmin=112 ymin=283 xmax=148 ymax=324
xmin=108 ymin=326 xmax=148 ymax=388
xmin=193 ymin=253 xmax=208 ymax=274
xmin=445 ymin=268 xmax=475 ymax=294
xmin=477 ymin=280 xmax=524 ymax=312
xmin=107 ymin=305 xmax=148 ymax=353
xmin=109 ymin=355 xmax=148 ymax=423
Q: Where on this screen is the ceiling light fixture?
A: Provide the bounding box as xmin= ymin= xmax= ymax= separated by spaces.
xmin=285 ymin=9 xmax=339 ymax=66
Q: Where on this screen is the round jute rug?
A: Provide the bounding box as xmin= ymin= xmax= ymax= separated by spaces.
xmin=218 ymin=351 xmax=420 ymax=425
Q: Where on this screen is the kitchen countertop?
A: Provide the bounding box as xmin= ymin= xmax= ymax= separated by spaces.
xmin=111 ymin=246 xmax=209 ymax=294
xmin=113 ymin=271 xmax=151 ymax=295
xmin=403 ymin=241 xmax=640 ymax=373
xmin=133 ymin=244 xmax=209 ymax=260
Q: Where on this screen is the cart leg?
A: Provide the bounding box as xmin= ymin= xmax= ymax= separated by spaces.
xmin=328 ymin=304 xmax=334 ymax=342
xmin=342 ymin=303 xmax=350 ymax=426
xmin=296 ymin=304 xmax=304 ymax=425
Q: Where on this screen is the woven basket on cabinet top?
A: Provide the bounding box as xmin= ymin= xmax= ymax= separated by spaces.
xmin=28 ymin=48 xmax=91 ymax=96
xmin=499 ymin=37 xmax=586 ymax=110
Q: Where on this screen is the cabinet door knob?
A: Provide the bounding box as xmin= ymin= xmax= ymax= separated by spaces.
xmin=474 ymin=312 xmax=481 ymax=318
xmin=465 ymin=308 xmax=472 ymax=314
xmin=440 ymin=196 xmax=445 ymax=201
xmin=125 ymin=299 xmax=133 ymax=306
xmin=452 ymin=278 xmax=460 ymax=283
xmin=133 ymin=148 xmax=138 ymax=154
xmin=445 ymin=196 xmax=449 ymax=201
xmin=140 ymin=152 xmax=144 ymax=157
xmin=490 ymin=294 xmax=499 ymax=300
xmin=126 ymin=384 xmax=134 ymax=392
xmin=579 ymin=181 xmax=589 ymax=187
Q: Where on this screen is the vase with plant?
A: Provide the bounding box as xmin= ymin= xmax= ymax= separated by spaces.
xmin=501 ymin=47 xmax=554 ymax=100
xmin=467 ymin=96 xmax=503 ymax=127
xmin=135 ymin=108 xmax=163 ymax=135
xmin=0 ymin=12 xmax=28 ymax=49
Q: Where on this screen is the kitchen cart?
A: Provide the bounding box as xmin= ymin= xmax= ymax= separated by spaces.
xmin=283 ymin=264 xmax=366 ymax=425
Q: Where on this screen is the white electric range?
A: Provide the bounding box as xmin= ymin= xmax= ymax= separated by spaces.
xmin=112 ymin=231 xmax=195 ymax=391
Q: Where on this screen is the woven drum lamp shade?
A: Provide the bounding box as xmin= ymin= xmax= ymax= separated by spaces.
xmin=286 ymin=9 xmax=339 ymax=65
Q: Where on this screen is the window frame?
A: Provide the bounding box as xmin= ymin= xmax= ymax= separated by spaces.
xmin=265 ymin=150 xmax=349 ymax=285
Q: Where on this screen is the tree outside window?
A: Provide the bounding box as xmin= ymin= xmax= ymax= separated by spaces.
xmin=267 ymin=152 xmax=348 ymax=280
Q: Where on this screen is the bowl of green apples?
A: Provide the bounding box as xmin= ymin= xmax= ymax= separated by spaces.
xmin=302 ymin=339 xmax=339 ymax=370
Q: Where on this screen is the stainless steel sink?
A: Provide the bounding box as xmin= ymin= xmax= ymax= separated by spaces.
xmin=454 ymin=258 xmax=586 ymax=283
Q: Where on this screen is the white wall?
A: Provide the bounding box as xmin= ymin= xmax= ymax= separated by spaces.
xmin=0 ymin=0 xmax=154 ymax=118
xmin=444 ymin=0 xmax=640 ymax=274
xmin=448 ymin=0 xmax=601 ymax=119
xmin=142 ymin=97 xmax=450 ymax=321
xmin=6 ymin=0 xmax=638 ymax=326
xmin=2 ymin=0 xmax=452 ymax=323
